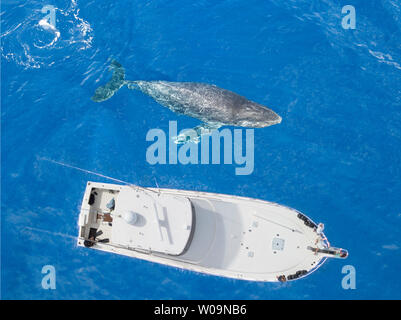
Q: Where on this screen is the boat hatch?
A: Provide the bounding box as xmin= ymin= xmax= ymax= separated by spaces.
xmin=272 ymin=238 xmax=285 ymax=251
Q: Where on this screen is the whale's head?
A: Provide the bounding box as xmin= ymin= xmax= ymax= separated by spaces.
xmin=234 ymin=101 xmax=282 ymax=128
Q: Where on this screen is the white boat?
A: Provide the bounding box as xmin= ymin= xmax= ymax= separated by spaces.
xmin=77 ymin=181 xmax=348 ymax=282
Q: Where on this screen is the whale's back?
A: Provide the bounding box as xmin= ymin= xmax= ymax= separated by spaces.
xmin=135 ymin=81 xmax=281 ymax=127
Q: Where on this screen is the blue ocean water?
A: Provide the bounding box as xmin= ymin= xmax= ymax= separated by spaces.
xmin=2 ymin=0 xmax=401 ymax=299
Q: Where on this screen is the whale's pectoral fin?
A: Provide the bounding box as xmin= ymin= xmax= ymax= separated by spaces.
xmin=173 ymin=122 xmax=221 ymax=145
xmin=91 ymin=60 xmax=126 ymax=102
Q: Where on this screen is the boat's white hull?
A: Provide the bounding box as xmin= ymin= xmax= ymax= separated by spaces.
xmin=77 ymin=182 xmax=344 ymax=282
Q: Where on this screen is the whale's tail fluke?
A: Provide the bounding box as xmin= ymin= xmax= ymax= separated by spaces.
xmin=91 ymin=60 xmax=126 ymax=102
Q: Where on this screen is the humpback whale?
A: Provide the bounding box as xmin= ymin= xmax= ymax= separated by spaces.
xmin=92 ymin=60 xmax=281 ymax=143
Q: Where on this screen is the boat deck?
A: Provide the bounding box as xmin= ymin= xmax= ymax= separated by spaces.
xmin=78 ymin=183 xmax=118 ymax=246
xmin=160 ymin=190 xmax=325 ymax=281
xmin=77 ymin=182 xmax=337 ymax=282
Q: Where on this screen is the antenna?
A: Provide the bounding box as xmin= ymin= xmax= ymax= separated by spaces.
xmin=154 ymin=177 xmax=161 ymax=195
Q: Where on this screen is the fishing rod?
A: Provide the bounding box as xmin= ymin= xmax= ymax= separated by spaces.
xmin=39 ymin=157 xmax=160 ymax=195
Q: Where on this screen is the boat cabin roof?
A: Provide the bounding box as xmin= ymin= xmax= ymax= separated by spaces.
xmin=111 ymin=187 xmax=194 ymax=255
